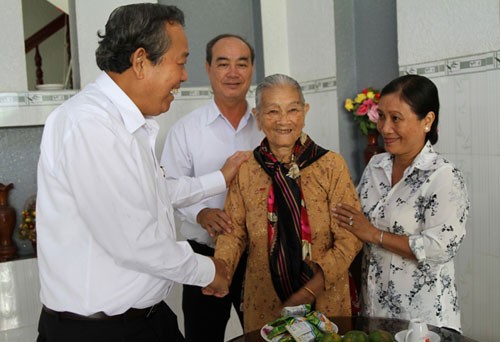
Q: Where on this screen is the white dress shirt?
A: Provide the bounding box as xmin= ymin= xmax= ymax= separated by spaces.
xmin=160 ymin=99 xmax=263 ymax=247
xmin=37 ymin=72 xmax=224 ymax=315
xmin=358 ymin=142 xmax=469 ymax=331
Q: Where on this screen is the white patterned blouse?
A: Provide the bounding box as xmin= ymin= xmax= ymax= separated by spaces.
xmin=358 ymin=141 xmax=469 ymax=332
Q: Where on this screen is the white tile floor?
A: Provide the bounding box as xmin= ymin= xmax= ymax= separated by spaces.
xmin=0 ymin=258 xmax=41 ymax=341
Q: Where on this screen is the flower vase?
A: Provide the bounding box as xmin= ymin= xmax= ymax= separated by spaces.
xmin=364 ymin=130 xmax=384 ymax=165
xmin=0 ymin=183 xmax=18 ymax=261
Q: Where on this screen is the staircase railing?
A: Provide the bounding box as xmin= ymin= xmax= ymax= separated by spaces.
xmin=24 ymin=13 xmax=71 ymax=87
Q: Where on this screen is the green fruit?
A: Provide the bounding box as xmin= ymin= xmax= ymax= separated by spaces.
xmin=321 ymin=332 xmax=343 ymax=342
xmin=342 ymin=330 xmax=369 ymax=342
xmin=369 ymin=329 xmax=394 ymax=342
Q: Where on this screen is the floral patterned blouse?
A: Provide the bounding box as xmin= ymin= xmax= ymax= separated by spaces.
xmin=358 ymin=142 xmax=469 ymax=332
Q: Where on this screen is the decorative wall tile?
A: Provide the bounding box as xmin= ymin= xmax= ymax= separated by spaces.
xmin=401 ymin=61 xmax=448 ymax=78
xmin=400 ymin=50 xmax=499 ymax=77
xmin=167 ymin=77 xmax=337 ymax=99
xmin=300 ymin=77 xmax=337 ymax=94
xmin=0 ymin=77 xmax=337 ymax=129
xmin=26 ymin=92 xmax=75 ymax=106
xmin=447 ymin=53 xmax=495 ymax=75
xmin=0 ymin=90 xmax=76 ymax=108
xmin=176 ymin=88 xmax=213 ymax=100
xmin=0 ymin=94 xmax=24 ymax=107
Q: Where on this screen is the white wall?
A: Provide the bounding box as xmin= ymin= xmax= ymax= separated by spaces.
xmin=260 ymin=0 xmax=290 ymax=75
xmin=0 ymin=2 xmax=28 ymax=92
xmin=398 ymin=0 xmax=500 ymax=65
xmin=398 ymin=1 xmax=500 ymax=341
xmin=260 ymin=0 xmax=339 ymax=153
xmin=286 ymin=0 xmax=336 ymax=81
xmin=286 ymin=0 xmax=339 ymax=153
xmin=71 ymin=0 xmax=156 ymax=88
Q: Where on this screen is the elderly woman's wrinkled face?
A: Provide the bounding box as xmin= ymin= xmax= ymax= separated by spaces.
xmin=255 ymin=85 xmax=309 ymax=153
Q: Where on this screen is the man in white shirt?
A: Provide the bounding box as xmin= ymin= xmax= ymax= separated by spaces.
xmin=36 ymin=5 xmax=248 ymax=342
xmin=161 ymin=34 xmax=263 ymax=341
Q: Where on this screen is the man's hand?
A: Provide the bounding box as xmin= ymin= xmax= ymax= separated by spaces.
xmin=221 ymin=151 xmax=251 ymax=187
xmin=202 ymin=258 xmax=230 ymax=297
xmin=197 ymin=208 xmax=233 ymax=237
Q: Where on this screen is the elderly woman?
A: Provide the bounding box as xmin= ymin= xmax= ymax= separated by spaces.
xmin=334 ymin=75 xmax=469 ymax=332
xmin=214 ymin=74 xmax=362 ymax=333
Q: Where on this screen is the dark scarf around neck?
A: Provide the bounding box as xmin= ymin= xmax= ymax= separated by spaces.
xmin=253 ymin=134 xmax=328 ymax=301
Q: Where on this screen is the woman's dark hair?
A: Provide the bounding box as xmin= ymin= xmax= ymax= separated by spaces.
xmin=95 ymin=4 xmax=184 ymax=73
xmin=205 ymin=34 xmax=255 ymax=65
xmin=380 ymin=74 xmax=440 ymax=145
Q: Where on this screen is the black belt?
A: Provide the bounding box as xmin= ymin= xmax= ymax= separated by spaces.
xmin=42 ymin=304 xmax=159 ymax=321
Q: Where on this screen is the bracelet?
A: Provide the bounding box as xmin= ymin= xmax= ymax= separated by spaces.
xmin=379 ymin=231 xmax=385 ymax=246
xmin=303 ymin=286 xmax=316 ymax=299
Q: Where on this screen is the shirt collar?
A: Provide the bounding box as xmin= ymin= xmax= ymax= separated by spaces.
xmin=206 ymin=99 xmax=253 ymax=129
xmin=410 ymin=141 xmax=439 ymax=171
xmin=96 ymin=72 xmax=147 ymax=134
xmin=374 ymin=140 xmax=438 ymax=173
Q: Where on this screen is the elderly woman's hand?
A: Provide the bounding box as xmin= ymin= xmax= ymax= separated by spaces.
xmin=333 ymin=203 xmax=380 ymax=244
xmin=282 ymin=265 xmax=324 ymax=308
xmin=282 ymin=289 xmax=314 ymax=308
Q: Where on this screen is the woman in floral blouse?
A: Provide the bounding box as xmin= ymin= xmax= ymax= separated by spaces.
xmin=214 ymin=74 xmax=362 ymax=333
xmin=334 ymin=74 xmax=469 ymax=332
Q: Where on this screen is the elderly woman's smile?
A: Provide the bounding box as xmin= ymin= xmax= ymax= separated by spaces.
xmin=254 ymin=85 xmax=309 ymax=162
xmin=274 ymin=128 xmax=294 ymax=134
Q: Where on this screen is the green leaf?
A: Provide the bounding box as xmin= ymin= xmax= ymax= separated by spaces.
xmin=360 ymin=121 xmax=368 ymax=135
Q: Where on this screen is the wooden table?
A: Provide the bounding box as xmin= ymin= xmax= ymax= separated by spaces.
xmin=228 ymin=316 xmax=478 ymax=341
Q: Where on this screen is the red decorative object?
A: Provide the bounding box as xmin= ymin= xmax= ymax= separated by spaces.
xmin=0 ymin=183 xmax=18 ymax=261
xmin=364 ymin=130 xmax=384 ymax=165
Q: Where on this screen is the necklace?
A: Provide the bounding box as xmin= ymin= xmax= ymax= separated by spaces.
xmin=286 ymin=154 xmax=300 ymax=179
